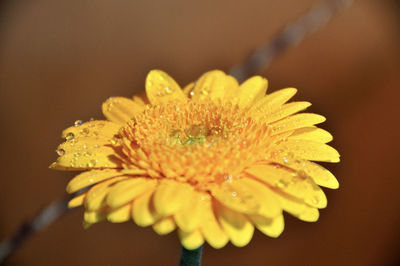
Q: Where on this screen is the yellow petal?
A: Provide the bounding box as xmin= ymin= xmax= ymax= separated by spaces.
xmin=174 ymin=191 xmax=205 ymax=232
xmin=249 ymin=214 xmax=284 ymax=238
xmin=153 ymin=180 xmax=193 ymax=216
xmin=275 ymin=139 xmax=340 ymax=162
xmin=238 ymin=178 xmax=281 ymax=218
xmin=191 ymin=70 xmax=235 ymax=101
xmin=85 ymin=176 xmax=128 ymax=211
xmin=199 ymin=197 xmax=229 ymax=249
xmin=277 ymin=194 xmax=319 ymax=222
xmin=66 ymin=169 xmax=125 ymax=193
xmin=236 ymin=76 xmax=268 ymax=108
xmin=68 ymin=193 xmax=87 ymax=208
xmin=289 ymin=127 xmax=333 ymax=143
xmin=212 ymin=181 xmax=260 ymax=215
xmin=51 ymin=145 xmax=122 ymax=170
xmin=245 ymin=164 xmax=327 ymax=209
xmin=102 ymin=97 xmax=145 ymax=125
xmin=178 ymin=230 xmax=205 ymax=250
xmin=152 ymin=217 xmax=176 ymax=235
xmin=271 ymin=113 xmax=326 ymax=135
xmin=107 ymin=178 xmax=157 ymax=208
xmin=217 ymin=204 xmax=254 ymax=247
xmin=249 ymin=88 xmax=297 ymax=116
xmin=132 ymin=188 xmax=159 ymax=227
xmin=107 ymin=204 xmax=131 ymax=223
xmin=84 ymin=211 xmax=106 ymax=224
xmin=270 ymin=154 xmax=339 ymax=189
xmin=145 ymin=70 xmax=187 ymax=105
xmin=262 ymin=101 xmax=311 ymax=123
xmin=61 ymin=120 xmax=120 ymax=140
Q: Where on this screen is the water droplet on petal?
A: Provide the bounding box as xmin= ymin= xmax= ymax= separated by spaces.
xmin=74 ymin=120 xmax=83 ymax=126
xmin=87 ymin=159 xmax=97 ymax=168
xmin=56 ymin=148 xmax=65 ymax=156
xmin=65 ymin=132 xmax=75 ymax=141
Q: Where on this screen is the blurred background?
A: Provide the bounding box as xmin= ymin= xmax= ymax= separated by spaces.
xmin=0 ymin=0 xmax=399 ymax=265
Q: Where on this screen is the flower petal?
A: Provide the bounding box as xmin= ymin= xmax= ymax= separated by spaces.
xmin=273 ymin=155 xmax=339 ymax=189
xmin=236 ymin=76 xmax=268 ymax=108
xmin=132 ymin=188 xmax=159 ymax=227
xmin=271 ymin=113 xmax=326 ymax=135
xmin=174 ymin=191 xmax=205 ymax=232
xmin=84 ymin=176 xmax=128 ymax=211
xmin=102 ymin=97 xmax=145 ymax=125
xmin=84 ymin=211 xmax=106 ymax=224
xmin=199 ymin=197 xmax=229 ymax=249
xmin=262 ymin=101 xmax=311 ymax=123
xmin=191 ymin=70 xmax=237 ymax=102
xmin=178 ymin=230 xmax=205 ymax=250
xmin=277 ymin=194 xmax=319 ymax=222
xmin=249 ymin=88 xmax=297 ymax=116
xmin=274 ymin=139 xmax=340 ymax=163
xmin=145 ymin=70 xmax=187 ymax=105
xmin=153 ymin=180 xmax=193 ymax=216
xmin=217 ymin=204 xmax=254 ymax=247
xmin=245 ymin=164 xmax=327 ymax=209
xmin=289 ymin=127 xmax=333 ymax=143
xmin=107 ymin=178 xmax=157 ymax=208
xmin=66 ymin=169 xmax=125 ymax=193
xmin=152 ymin=217 xmax=176 ymax=235
xmin=61 ymin=120 xmax=120 ymax=140
xmin=107 ymin=204 xmax=132 ymax=223
xmin=68 ymin=193 xmax=87 ymax=208
xmin=249 ymin=214 xmax=284 ymax=238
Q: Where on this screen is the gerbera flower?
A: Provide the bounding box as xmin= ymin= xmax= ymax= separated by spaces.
xmin=50 ymin=70 xmax=339 ymax=249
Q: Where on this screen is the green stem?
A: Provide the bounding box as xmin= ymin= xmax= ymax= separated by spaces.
xmin=178 ymin=245 xmax=203 ymax=266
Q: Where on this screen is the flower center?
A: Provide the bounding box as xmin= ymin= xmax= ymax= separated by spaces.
xmin=117 ymin=100 xmax=273 ymax=189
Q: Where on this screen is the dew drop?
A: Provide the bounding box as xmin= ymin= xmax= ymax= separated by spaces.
xmin=189 ymin=91 xmax=195 ymax=97
xmin=232 ymin=191 xmax=238 ymax=197
xmin=56 ymin=148 xmax=65 ymax=156
xmin=87 ymin=159 xmax=97 ymax=168
xmin=65 ymin=132 xmax=75 ymax=141
xmin=74 ymin=120 xmax=83 ymax=126
xmin=165 ymin=87 xmax=172 ymax=94
xmin=283 ymin=157 xmax=289 ymax=163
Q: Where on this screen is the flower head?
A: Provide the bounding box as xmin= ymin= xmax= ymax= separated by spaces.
xmin=51 ymin=70 xmax=339 ymax=249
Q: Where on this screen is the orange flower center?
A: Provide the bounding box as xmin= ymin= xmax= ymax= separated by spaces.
xmin=117 ymin=100 xmax=275 ymax=190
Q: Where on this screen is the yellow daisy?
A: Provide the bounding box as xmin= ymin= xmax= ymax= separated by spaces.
xmin=50 ymin=70 xmax=339 ymax=250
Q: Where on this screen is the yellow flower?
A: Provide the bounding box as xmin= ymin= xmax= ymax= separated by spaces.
xmin=50 ymin=70 xmax=339 ymax=250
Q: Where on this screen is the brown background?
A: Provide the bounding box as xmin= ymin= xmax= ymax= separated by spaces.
xmin=1 ymin=0 xmax=400 ymax=265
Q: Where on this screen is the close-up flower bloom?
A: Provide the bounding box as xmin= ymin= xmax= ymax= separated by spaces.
xmin=50 ymin=70 xmax=340 ymax=250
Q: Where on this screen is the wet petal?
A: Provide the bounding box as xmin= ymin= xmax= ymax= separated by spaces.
xmin=261 ymin=101 xmax=311 ymax=123
xmin=102 ymin=97 xmax=145 ymax=125
xmin=191 ymin=70 xmax=237 ymax=102
xmin=245 ymin=164 xmax=327 ymax=209
xmin=277 ymin=194 xmax=319 ymax=222
xmin=275 ymin=139 xmax=340 ymax=162
xmin=271 ymin=113 xmax=326 ymax=135
xmin=236 ymin=76 xmax=268 ymax=108
xmin=84 ymin=211 xmax=106 ymax=224
xmin=61 ymin=120 xmax=120 ymax=140
xmin=217 ymin=204 xmax=254 ymax=247
xmin=249 ymin=88 xmax=297 ymax=116
xmin=146 ymin=70 xmax=187 ymax=105
xmin=178 ymin=230 xmax=204 ymax=250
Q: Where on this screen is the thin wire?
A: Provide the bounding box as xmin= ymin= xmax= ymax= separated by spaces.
xmin=0 ymin=0 xmax=354 ymax=264
xmin=229 ymin=0 xmax=354 ymax=81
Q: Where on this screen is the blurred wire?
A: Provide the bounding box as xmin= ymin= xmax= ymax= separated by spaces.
xmin=229 ymin=0 xmax=354 ymax=81
xmin=0 ymin=0 xmax=354 ymax=264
